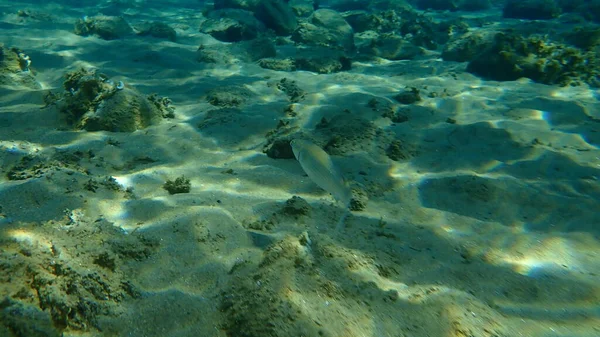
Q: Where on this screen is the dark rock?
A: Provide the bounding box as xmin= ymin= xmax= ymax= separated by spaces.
xmin=343 ymin=10 xmax=400 ymax=33
xmin=234 ymin=37 xmax=277 ymax=61
xmin=282 ymin=196 xmax=311 ymax=217
xmin=414 ymin=0 xmax=491 ymax=11
xmin=563 ymin=27 xmax=600 ymax=49
xmin=394 ymin=87 xmax=421 ymax=105
xmin=214 ymin=0 xmax=261 ymax=10
xmin=295 ymin=51 xmax=352 ymax=73
xmin=200 ymin=9 xmax=265 ymax=42
xmin=74 ymin=15 xmax=133 ymax=40
xmin=442 ymin=31 xmax=496 ymax=62
xmin=575 ymin=0 xmax=600 ymax=23
xmin=503 ymin=0 xmax=561 ymax=20
xmin=204 ymin=85 xmax=253 ymax=107
xmin=265 ymin=138 xmax=295 ymax=159
xmin=135 ymin=21 xmax=176 ymax=41
xmin=257 ymin=58 xmax=296 ymax=71
xmin=0 ymin=298 xmax=61 ymax=337
xmin=359 ymin=33 xmax=423 ymax=60
xmin=467 ymin=32 xmax=600 ymax=86
xmin=291 ymin=9 xmax=354 ymax=52
xmin=255 ymin=0 xmax=298 ymax=35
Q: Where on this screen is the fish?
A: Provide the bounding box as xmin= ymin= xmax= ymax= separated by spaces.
xmin=290 ymin=139 xmax=352 ymax=208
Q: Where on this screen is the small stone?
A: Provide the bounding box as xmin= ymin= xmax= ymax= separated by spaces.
xmin=282 ymin=196 xmax=311 ymax=216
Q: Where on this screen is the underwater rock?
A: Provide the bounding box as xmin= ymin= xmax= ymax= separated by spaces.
xmin=297 ymin=56 xmax=350 ymax=73
xmin=343 ymin=11 xmax=384 ymax=33
xmin=354 ymin=29 xmax=379 ymax=50
xmin=198 ymin=108 xmax=245 ymax=129
xmin=359 ymin=33 xmax=423 ymax=60
xmin=503 ymin=0 xmax=561 ymax=20
xmin=6 ymin=150 xmax=91 ymax=181
xmin=135 ymin=21 xmax=176 ymax=41
xmin=291 ymin=9 xmax=354 ymax=52
xmin=56 ymin=68 xmax=173 ymax=132
xmin=221 ymin=235 xmax=323 ymax=337
xmin=281 ymin=196 xmax=311 ymax=217
xmin=233 ymin=37 xmax=277 ymax=61
xmin=394 ymin=87 xmax=421 ymax=105
xmin=276 ymin=77 xmax=306 ymax=102
xmin=563 ymin=26 xmax=600 ymax=49
xmin=348 ymin=187 xmax=367 ymax=211
xmin=200 ymin=9 xmax=264 ymax=42
xmin=387 ymin=139 xmax=419 ymax=161
xmin=265 ymin=137 xmax=296 ymax=159
xmin=198 ymin=107 xmax=279 ymax=147
xmin=575 ymin=0 xmax=600 ymax=23
xmin=291 ymin=46 xmax=351 ymax=73
xmin=467 ymin=32 xmax=600 ymax=87
xmin=343 ymin=10 xmax=400 ymax=34
xmin=289 ymin=0 xmax=315 ymax=17
xmin=315 ymin=113 xmax=389 ymax=156
xmin=557 ymin=0 xmax=586 ymax=13
xmin=414 ymin=0 xmax=461 ymax=11
xmin=339 ymin=8 xmax=453 ymax=58
xmin=196 ymin=36 xmax=275 ymax=64
xmin=257 ymin=58 xmax=296 ymax=71
xmin=255 ymin=0 xmax=298 ymax=35
xmin=442 ymin=30 xmax=497 ymax=62
xmin=263 ymin=111 xmax=301 ymax=159
xmin=414 ymin=0 xmax=491 ymax=11
xmin=16 ymin=9 xmax=54 ymax=22
xmin=0 ymin=218 xmax=152 ymax=335
xmin=401 ymin=8 xmax=457 ymax=49
xmin=354 ymin=7 xmax=452 ymax=52
xmin=326 ymin=0 xmax=371 ymax=11
xmin=196 ymin=44 xmax=233 ymax=64
xmin=214 ymin=0 xmax=261 ymax=10
xmin=0 ymin=298 xmax=61 ymax=337
xmin=459 ymin=0 xmax=492 ymax=11
xmin=295 ymin=54 xmax=351 ymax=74
xmin=0 ymin=44 xmax=40 ymax=89
xmin=267 ymin=114 xmax=386 ymax=205
xmin=79 ymin=88 xmax=169 ymax=132
xmin=74 ymin=15 xmax=133 ymax=40
xmin=204 ymin=85 xmax=253 ymax=107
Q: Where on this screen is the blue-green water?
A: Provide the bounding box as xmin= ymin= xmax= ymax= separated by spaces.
xmin=0 ymin=0 xmax=599 ymax=336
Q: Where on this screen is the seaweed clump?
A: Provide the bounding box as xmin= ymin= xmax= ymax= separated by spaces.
xmin=163 ymin=176 xmax=191 ymax=195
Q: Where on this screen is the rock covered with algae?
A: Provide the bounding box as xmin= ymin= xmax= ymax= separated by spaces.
xmin=0 ymin=44 xmax=40 ymax=89
xmin=49 ymin=68 xmax=174 ymax=132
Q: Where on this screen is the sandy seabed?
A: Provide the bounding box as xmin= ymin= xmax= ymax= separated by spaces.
xmin=0 ymin=1 xmax=599 ymax=336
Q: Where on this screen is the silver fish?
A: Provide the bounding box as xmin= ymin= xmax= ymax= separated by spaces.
xmin=290 ymin=139 xmax=352 ymax=207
